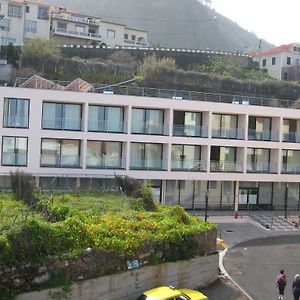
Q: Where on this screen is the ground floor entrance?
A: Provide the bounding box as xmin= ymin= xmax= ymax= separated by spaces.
xmin=239 ymin=188 xmax=258 ymax=209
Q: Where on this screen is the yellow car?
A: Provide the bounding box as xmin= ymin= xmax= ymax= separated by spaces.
xmin=136 ymin=285 xmax=209 ymax=300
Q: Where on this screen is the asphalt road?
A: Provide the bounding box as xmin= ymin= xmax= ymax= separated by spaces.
xmin=215 ymin=221 xmax=300 ymax=300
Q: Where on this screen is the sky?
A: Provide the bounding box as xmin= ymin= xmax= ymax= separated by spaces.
xmin=211 ymin=0 xmax=299 ymax=46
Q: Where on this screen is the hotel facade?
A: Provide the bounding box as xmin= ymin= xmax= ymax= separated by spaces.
xmin=1 ymin=78 xmax=300 ymax=212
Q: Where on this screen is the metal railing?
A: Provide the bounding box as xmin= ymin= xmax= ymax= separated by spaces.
xmin=173 ymin=125 xmax=208 ymax=137
xmin=131 ymin=122 xmax=169 ymax=135
xmin=52 ymin=13 xmax=101 ymax=25
xmin=171 ymin=160 xmax=206 ymax=172
xmin=14 ymin=78 xmax=300 ymax=110
xmin=54 ymin=28 xmax=101 ymax=40
xmin=210 ymin=161 xmax=243 ymax=172
xmin=130 ymin=159 xmax=167 ymax=171
xmin=248 ymin=129 xmax=279 ymax=141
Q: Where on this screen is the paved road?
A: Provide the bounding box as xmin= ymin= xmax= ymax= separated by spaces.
xmin=215 ymin=220 xmax=300 ymax=300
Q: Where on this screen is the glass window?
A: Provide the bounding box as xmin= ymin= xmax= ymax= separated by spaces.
xmin=42 ymin=103 xmax=82 ymax=131
xmin=25 ymin=20 xmax=37 ymax=33
xmin=272 ymin=57 xmax=276 ymax=65
xmin=75 ymin=25 xmax=85 ymax=33
xmin=107 ymin=29 xmax=116 ymax=39
xmin=287 ymin=57 xmax=291 ymax=65
xmin=2 ymin=136 xmax=27 ymax=166
xmin=87 ymin=141 xmax=122 ymax=169
xmin=262 ymin=58 xmax=266 ymax=67
xmin=0 ymin=18 xmax=10 ymax=31
xmin=247 ymin=148 xmax=270 ymax=172
xmin=3 ymin=98 xmax=29 ymax=128
xmin=171 ymin=144 xmax=201 ymax=170
xmin=41 ymin=139 xmax=80 ymax=168
xmin=57 ymin=22 xmax=67 ymax=30
xmin=124 ymin=33 xmax=129 ymax=40
xmin=8 ymin=5 xmax=22 ymax=18
xmin=38 ymin=7 xmax=49 ymax=20
xmin=88 ymin=105 xmax=124 ymax=132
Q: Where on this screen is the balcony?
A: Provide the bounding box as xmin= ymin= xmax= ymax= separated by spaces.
xmin=131 ymin=122 xmax=168 ymax=135
xmin=248 ymin=129 xmax=279 ymax=142
xmin=210 ymin=161 xmax=243 ymax=172
xmin=212 ymin=128 xmax=244 ymax=139
xmin=42 ymin=117 xmax=83 ymax=131
xmin=52 ymin=13 xmax=101 ymax=25
xmin=282 ymin=132 xmax=300 ymax=143
xmin=2 ymin=153 xmax=27 ymax=166
xmin=40 ymin=155 xmax=80 ymax=168
xmin=281 ymin=163 xmax=300 ymax=174
xmin=86 ymin=157 xmax=125 ymax=169
xmin=171 ymin=160 xmax=206 ymax=172
xmin=130 ymin=159 xmax=167 ymax=171
xmin=123 ymin=39 xmax=148 ymax=47
xmin=173 ymin=125 xmax=208 ymax=138
xmin=88 ymin=120 xmax=127 ymax=133
xmin=54 ymin=28 xmax=101 ymax=41
xmin=247 ymin=162 xmax=277 ymax=173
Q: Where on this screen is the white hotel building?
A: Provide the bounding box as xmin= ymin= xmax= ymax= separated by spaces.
xmin=1 ymin=77 xmax=300 ymax=211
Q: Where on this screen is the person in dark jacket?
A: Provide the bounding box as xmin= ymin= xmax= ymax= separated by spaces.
xmin=293 ymin=274 xmax=300 ymax=300
xmin=276 ymin=269 xmax=287 ymax=299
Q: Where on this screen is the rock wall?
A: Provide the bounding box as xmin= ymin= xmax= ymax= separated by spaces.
xmin=17 ymin=253 xmax=219 ymax=300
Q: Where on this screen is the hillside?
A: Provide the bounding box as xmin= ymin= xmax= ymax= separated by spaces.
xmin=47 ymin=0 xmax=273 ymax=52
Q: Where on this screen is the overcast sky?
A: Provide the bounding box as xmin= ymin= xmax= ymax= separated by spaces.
xmin=211 ymin=0 xmax=299 ymax=46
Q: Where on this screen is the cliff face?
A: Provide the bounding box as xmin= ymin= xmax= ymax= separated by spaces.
xmin=47 ymin=0 xmax=273 ymax=51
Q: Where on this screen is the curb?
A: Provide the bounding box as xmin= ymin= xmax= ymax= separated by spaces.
xmin=219 ymin=249 xmax=254 ymax=300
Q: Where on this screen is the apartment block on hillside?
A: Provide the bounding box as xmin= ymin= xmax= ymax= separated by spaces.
xmin=255 ymin=43 xmax=300 ymax=80
xmin=50 ymin=6 xmax=148 ymax=47
xmin=0 ymin=0 xmax=50 ymax=46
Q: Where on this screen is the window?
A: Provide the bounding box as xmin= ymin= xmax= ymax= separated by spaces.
xmin=107 ymin=29 xmax=115 ymax=39
xmin=3 ymin=98 xmax=29 ymax=128
xmin=42 ymin=102 xmax=82 ymax=131
xmin=0 ymin=18 xmax=10 ymax=31
xmin=25 ymin=20 xmax=37 ymax=33
xmin=131 ymin=35 xmax=136 ymax=41
xmin=283 ymin=72 xmax=288 ymax=81
xmin=247 ymin=148 xmax=270 ymax=172
xmin=0 ymin=37 xmax=16 ymax=46
xmin=296 ymin=59 xmax=300 ymax=65
xmin=248 ymin=116 xmax=272 ymax=141
xmin=57 ymin=22 xmax=67 ymax=31
xmin=262 ymin=58 xmax=266 ymax=67
xmin=86 ymin=141 xmax=123 ymax=169
xmin=132 ymin=108 xmax=164 ymax=135
xmin=88 ymin=105 xmax=124 ymax=133
xmin=212 ymin=114 xmax=238 ymax=139
xmin=130 ymin=143 xmax=163 ymax=170
xmin=173 ymin=111 xmax=203 ymax=137
xmin=2 ymin=136 xmax=28 ymax=166
xmin=287 ymin=57 xmax=291 ymax=65
xmin=26 ymin=6 xmax=30 ymax=13
xmin=171 ymin=144 xmax=201 ymax=171
xmin=8 ymin=5 xmax=22 ymax=18
xmin=40 ymin=139 xmax=80 ymax=168
xmin=38 ymin=6 xmax=49 ymax=20
xmin=124 ymin=33 xmax=129 ymax=40
xmin=294 ymin=46 xmax=300 ymax=52
xmin=272 ymin=57 xmax=276 ymax=65
xmin=75 ymin=25 xmax=85 ymax=33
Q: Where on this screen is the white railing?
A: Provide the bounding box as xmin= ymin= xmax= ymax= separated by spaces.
xmin=54 ymin=28 xmax=101 ymax=40
xmin=52 ymin=13 xmax=101 ymax=25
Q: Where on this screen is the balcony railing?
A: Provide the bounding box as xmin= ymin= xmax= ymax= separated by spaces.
xmin=16 ymin=78 xmax=300 ymax=110
xmin=54 ymin=28 xmax=101 ymax=41
xmin=123 ymin=39 xmax=148 ymax=47
xmin=212 ymin=128 xmax=244 ymax=139
xmin=173 ymin=125 xmax=208 ymax=137
xmin=281 ymin=163 xmax=300 ymax=174
xmin=247 ymin=162 xmax=277 ymax=173
xmin=1 ymin=153 xmax=27 ymax=166
xmin=131 ymin=122 xmax=169 ymax=135
xmin=130 ymin=159 xmax=167 ymax=170
xmin=3 ymin=115 xmax=29 ymax=128
xmin=42 ymin=117 xmax=83 ymax=131
xmin=210 ymin=161 xmax=243 ymax=172
xmin=248 ymin=129 xmax=279 ymax=141
xmin=86 ymin=157 xmax=125 ymax=169
xmin=171 ymin=160 xmax=206 ymax=172
xmin=40 ymin=155 xmax=80 ymax=168
xmin=282 ymin=132 xmax=300 ymax=143
xmin=88 ymin=120 xmax=127 ymax=133
xmin=52 ymin=13 xmax=101 ymax=25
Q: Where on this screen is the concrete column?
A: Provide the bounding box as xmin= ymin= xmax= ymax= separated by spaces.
xmin=168 ymin=108 xmax=173 ymax=137
xmin=76 ymin=177 xmax=80 ymax=189
xmin=34 ymin=176 xmax=40 ymax=188
xmin=234 ymin=181 xmax=239 ymax=218
xmin=161 ymin=179 xmax=167 ymax=204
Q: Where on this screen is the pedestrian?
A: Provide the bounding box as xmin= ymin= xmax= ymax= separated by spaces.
xmin=276 ymin=269 xmax=287 ymax=300
xmin=293 ymin=274 xmax=300 ymax=300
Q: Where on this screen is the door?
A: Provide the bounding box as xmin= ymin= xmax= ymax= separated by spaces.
xmin=239 ymin=188 xmax=258 ymax=208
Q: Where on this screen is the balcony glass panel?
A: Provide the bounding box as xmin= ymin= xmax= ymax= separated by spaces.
xmin=3 ymin=98 xmax=29 ymax=128
xmin=282 ymin=119 xmax=300 ymax=142
xmin=41 ymin=139 xmax=80 ymax=168
xmin=88 ymin=105 xmax=125 ymax=133
xmin=130 ymin=143 xmax=164 ymax=170
xmin=173 ymin=111 xmax=204 ymax=137
xmin=247 ymin=148 xmax=271 ymax=172
xmin=131 ymin=108 xmax=165 ymax=135
xmin=210 ymin=161 xmax=242 ymax=172
xmin=282 ymin=150 xmax=300 ymax=173
xmin=212 ymin=114 xmax=240 ymax=139
xmin=42 ymin=103 xmax=82 ymax=131
xmin=86 ymin=141 xmax=123 ymax=169
xmin=2 ymin=137 xmax=27 ymax=166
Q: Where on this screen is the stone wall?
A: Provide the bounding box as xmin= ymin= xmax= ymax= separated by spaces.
xmin=17 ymin=253 xmax=219 ymax=300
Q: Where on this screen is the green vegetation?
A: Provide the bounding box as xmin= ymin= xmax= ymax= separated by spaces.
xmin=0 ymin=173 xmax=215 ymax=268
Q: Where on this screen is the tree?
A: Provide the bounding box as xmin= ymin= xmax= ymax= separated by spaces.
xmin=20 ymin=38 xmax=61 ymax=71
